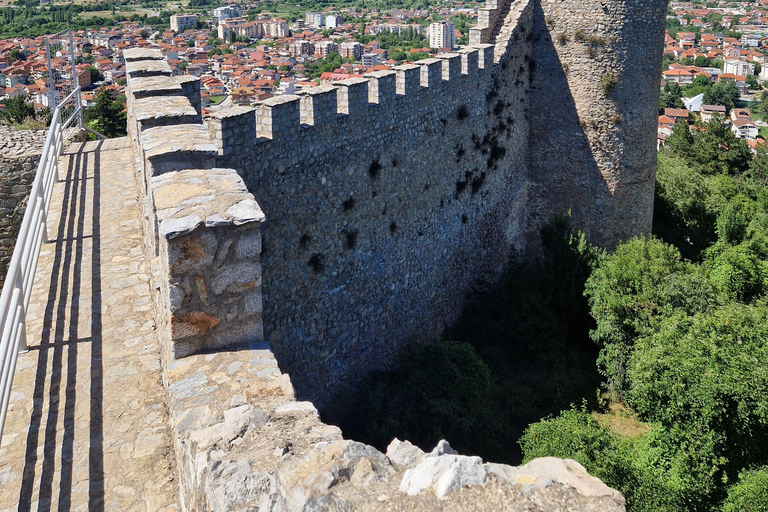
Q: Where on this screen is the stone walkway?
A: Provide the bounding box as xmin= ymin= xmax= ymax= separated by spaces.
xmin=0 ymin=138 xmax=179 ymax=512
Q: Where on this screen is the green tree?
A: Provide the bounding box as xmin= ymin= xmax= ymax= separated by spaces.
xmin=82 ymin=86 xmax=126 ymax=138
xmin=84 ymin=65 xmax=103 ymax=83
xmin=702 ymin=80 xmax=740 ymax=112
xmin=584 ymin=237 xmax=719 ymax=397
xmin=0 ymin=96 xmax=35 ymax=124
xmin=653 ymin=152 xmax=717 ymax=259
xmin=723 ymin=467 xmax=768 ymax=512
xmin=659 ymin=82 xmax=685 ymax=113
xmin=689 ymin=116 xmax=752 ymax=176
xmin=8 ymin=48 xmax=23 ymax=61
xmin=628 ymin=303 xmax=768 ymax=481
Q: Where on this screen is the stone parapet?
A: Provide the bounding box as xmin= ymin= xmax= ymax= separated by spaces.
xmin=164 ymin=346 xmax=627 ymax=512
xmin=133 ymin=95 xmax=200 ymax=130
xmin=126 ymin=58 xmax=172 ymax=79
xmin=150 ymin=168 xmax=265 ymax=361
xmin=123 ymin=47 xmax=164 ymax=62
xmin=139 ymin=124 xmax=218 ymax=175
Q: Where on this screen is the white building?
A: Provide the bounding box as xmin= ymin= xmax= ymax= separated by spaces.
xmin=361 ymin=53 xmax=379 ymax=67
xmin=340 ymin=41 xmax=363 ymax=61
xmin=723 ymin=58 xmax=755 ymax=77
xmin=741 ymin=34 xmax=760 ymax=47
xmin=325 ymin=15 xmax=343 ymax=29
xmin=212 ymin=5 xmax=241 ymax=24
xmin=732 ymin=118 xmax=759 ymax=139
xmin=170 ymin=14 xmax=198 ymax=33
xmin=428 ymin=21 xmax=455 ymax=50
xmin=264 ymin=20 xmax=289 ymax=38
xmin=305 ymin=12 xmax=323 ymax=28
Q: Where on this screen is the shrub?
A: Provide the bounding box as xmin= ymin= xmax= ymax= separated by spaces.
xmin=723 ymin=467 xmax=768 ymax=512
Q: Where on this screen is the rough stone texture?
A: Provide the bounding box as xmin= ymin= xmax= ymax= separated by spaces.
xmin=123 ymin=47 xmax=165 ymax=62
xmin=162 ymin=343 xmax=626 ymax=512
xmin=210 ymin=44 xmax=529 ymax=408
xmin=525 ymin=0 xmax=667 ymax=248
xmin=125 ymin=58 xmax=172 ymax=79
xmin=149 ymin=168 xmax=266 ymax=359
xmin=133 ymin=95 xmax=200 ymax=130
xmin=139 ymin=124 xmax=218 ymax=175
xmin=0 ymin=139 xmax=179 ymax=511
xmin=0 ymin=126 xmax=47 ymax=287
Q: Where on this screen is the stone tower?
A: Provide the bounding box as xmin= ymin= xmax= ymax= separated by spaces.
xmin=525 ymin=0 xmax=668 ymax=248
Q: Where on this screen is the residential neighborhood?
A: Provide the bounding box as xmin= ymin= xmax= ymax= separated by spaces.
xmin=0 ymin=0 xmax=476 ymax=122
xmin=659 ymin=0 xmax=768 ymax=152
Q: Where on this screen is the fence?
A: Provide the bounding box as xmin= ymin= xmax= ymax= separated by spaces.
xmin=0 ymin=81 xmax=83 ymax=441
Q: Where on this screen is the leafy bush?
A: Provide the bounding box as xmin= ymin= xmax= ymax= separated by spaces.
xmin=628 ymin=303 xmax=768 ymax=481
xmin=584 ymin=237 xmax=720 ymax=396
xmin=723 ymin=467 xmax=768 ymax=512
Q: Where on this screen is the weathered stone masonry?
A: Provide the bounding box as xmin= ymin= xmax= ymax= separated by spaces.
xmin=117 ymin=0 xmax=666 ymax=508
xmin=123 ymin=0 xmax=667 ymax=409
xmin=210 ymin=39 xmax=532 ymax=407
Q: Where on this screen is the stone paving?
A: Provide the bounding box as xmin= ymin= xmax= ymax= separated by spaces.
xmin=0 ymin=137 xmax=179 ymax=512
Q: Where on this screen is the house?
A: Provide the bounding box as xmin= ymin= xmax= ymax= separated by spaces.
xmin=731 ymin=108 xmax=752 ymax=123
xmin=663 ymin=68 xmax=695 ymax=84
xmin=683 ymin=93 xmax=704 ymax=113
xmin=700 ymin=104 xmax=727 ymax=122
xmin=664 ymin=108 xmax=689 ymax=122
xmin=731 ymin=118 xmax=759 ymax=139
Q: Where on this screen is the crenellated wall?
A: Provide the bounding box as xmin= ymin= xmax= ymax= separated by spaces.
xmin=121 ymin=0 xmax=666 ymax=412
xmin=208 ymin=38 xmax=533 ymax=406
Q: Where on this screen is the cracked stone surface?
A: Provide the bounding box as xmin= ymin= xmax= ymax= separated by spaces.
xmin=133 ymin=97 xmax=197 ymax=123
xmin=152 ymin=168 xmax=265 ymax=239
xmin=129 ymin=77 xmax=183 ymax=99
xmin=123 ymin=48 xmax=164 ymax=62
xmin=140 ymin=125 xmax=217 ymax=159
xmin=0 ymin=138 xmax=179 ymax=512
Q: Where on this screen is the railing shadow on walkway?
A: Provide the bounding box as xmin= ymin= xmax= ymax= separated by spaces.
xmin=18 ymin=141 xmax=105 ymax=512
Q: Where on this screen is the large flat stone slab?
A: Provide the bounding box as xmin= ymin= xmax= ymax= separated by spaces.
xmin=134 ymin=96 xmax=199 ymax=128
xmin=129 ymin=76 xmax=184 ymax=99
xmin=123 ymin=47 xmax=165 ymax=62
xmin=126 ymin=59 xmax=172 ymax=79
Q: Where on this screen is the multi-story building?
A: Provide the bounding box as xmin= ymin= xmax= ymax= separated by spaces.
xmin=723 ymin=58 xmax=755 ymax=77
xmin=340 ymin=42 xmax=363 ymax=61
xmin=325 ymin=15 xmax=343 ymax=29
xmin=290 ymin=40 xmax=314 ymax=57
xmin=305 ymin=12 xmax=323 ymax=28
xmin=428 ymin=21 xmax=454 ymax=50
xmin=264 ymin=20 xmax=289 ymax=38
xmin=212 ymin=5 xmax=241 ymax=25
xmin=314 ymin=41 xmax=339 ymax=58
xmin=170 ymin=14 xmax=198 ymax=33
xmin=361 ymin=53 xmax=378 ymax=67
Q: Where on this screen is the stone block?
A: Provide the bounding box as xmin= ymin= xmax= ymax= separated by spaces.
xmin=336 ymin=78 xmax=368 ymax=117
xmin=255 ymin=95 xmax=300 ymax=139
xmin=298 ymin=85 xmax=338 ymax=126
xmin=394 ymin=64 xmax=420 ymax=96
xmin=415 ymin=59 xmax=442 ymax=89
xmin=364 ymin=70 xmax=396 ymax=105
xmin=437 ymin=53 xmax=462 ymax=82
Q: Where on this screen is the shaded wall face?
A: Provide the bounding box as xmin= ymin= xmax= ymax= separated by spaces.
xmin=527 ymin=0 xmax=667 ymax=248
xmin=218 ymin=52 xmax=531 ymax=407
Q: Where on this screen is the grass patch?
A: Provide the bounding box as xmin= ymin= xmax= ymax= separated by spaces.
xmin=209 ymin=95 xmax=226 ymax=105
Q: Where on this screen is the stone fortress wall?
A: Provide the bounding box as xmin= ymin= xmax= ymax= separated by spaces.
xmin=114 ymin=0 xmax=668 ymax=508
xmin=0 ymin=127 xmax=49 ymax=288
xmin=525 ymin=0 xmax=668 ymax=248
xmin=210 ymin=28 xmax=533 ymax=406
xmin=122 ymin=0 xmax=668 ymax=411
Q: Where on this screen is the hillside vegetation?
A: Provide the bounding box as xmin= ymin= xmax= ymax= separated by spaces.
xmin=335 ymin=118 xmax=768 ymax=511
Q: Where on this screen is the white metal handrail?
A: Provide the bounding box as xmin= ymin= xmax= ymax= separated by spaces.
xmin=0 ymin=86 xmax=81 ymax=441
